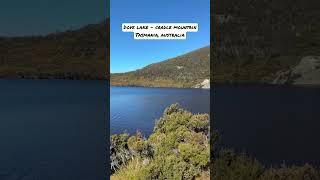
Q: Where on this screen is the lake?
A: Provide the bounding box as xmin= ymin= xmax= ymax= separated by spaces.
xmin=0 ymin=80 xmax=107 ymax=180
xmin=112 ymin=85 xmax=320 ymax=166
xmin=1 ymin=81 xmax=319 ymax=179
xmin=213 ymin=85 xmax=320 ymax=165
xmin=110 ymin=86 xmax=210 ymax=135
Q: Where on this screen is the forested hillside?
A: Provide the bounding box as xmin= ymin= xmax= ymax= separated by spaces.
xmin=213 ymin=0 xmax=320 ymax=84
xmin=111 ymin=46 xmax=210 ymax=88
xmin=0 ymin=20 xmax=109 ymax=80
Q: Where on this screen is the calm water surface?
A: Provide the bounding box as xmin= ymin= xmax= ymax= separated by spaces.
xmin=110 ymin=86 xmax=210 ymax=135
xmin=0 ymin=80 xmax=107 ymax=180
xmin=2 ymin=81 xmax=319 ymax=179
xmin=213 ymin=85 xmax=320 ymax=165
xmin=112 ymin=85 xmax=320 ymax=165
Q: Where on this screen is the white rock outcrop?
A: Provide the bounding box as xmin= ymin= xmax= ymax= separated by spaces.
xmin=176 ymin=66 xmax=183 ymax=70
xmin=272 ymin=56 xmax=320 ymax=85
xmin=195 ymin=79 xmax=210 ymax=89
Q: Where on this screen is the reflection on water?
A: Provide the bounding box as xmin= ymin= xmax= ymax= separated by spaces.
xmin=111 ymin=86 xmax=210 ymax=135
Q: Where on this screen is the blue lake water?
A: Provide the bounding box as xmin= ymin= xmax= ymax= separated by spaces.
xmin=1 ymin=80 xmax=319 ymax=179
xmin=112 ymin=85 xmax=320 ymax=165
xmin=0 ymin=80 xmax=107 ymax=180
xmin=213 ymin=85 xmax=320 ymax=165
xmin=110 ymin=86 xmax=210 ymax=135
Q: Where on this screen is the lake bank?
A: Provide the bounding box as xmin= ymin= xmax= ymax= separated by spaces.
xmin=0 ymin=75 xmax=108 ymax=80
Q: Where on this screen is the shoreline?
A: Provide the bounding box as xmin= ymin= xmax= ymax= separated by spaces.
xmin=213 ymin=82 xmax=320 ymax=88
xmin=110 ymin=84 xmax=210 ymax=90
xmin=111 ymin=83 xmax=320 ymax=89
xmin=0 ymin=77 xmax=108 ymax=81
xmin=2 ymin=78 xmax=320 ymax=88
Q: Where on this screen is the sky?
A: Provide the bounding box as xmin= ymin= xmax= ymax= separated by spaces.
xmin=0 ymin=0 xmax=108 ymax=37
xmin=110 ymin=0 xmax=210 ymax=73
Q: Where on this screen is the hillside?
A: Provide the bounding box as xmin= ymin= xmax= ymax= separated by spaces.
xmin=112 ymin=0 xmax=320 ymax=88
xmin=213 ymin=0 xmax=320 ymax=85
xmin=111 ymin=46 xmax=210 ymax=88
xmin=0 ymin=19 xmax=109 ymax=80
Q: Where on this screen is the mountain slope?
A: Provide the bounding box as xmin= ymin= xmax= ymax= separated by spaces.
xmin=112 ymin=0 xmax=320 ymax=88
xmin=111 ymin=46 xmax=210 ymax=88
xmin=213 ymin=0 xmax=320 ymax=84
xmin=0 ymin=19 xmax=109 ymax=80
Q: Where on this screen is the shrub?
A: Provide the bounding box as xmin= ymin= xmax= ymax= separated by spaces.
xmin=111 ymin=103 xmax=212 ymax=179
xmin=111 ymin=104 xmax=320 ymax=180
xmin=147 ymin=103 xmax=211 ymax=179
xmin=260 ymin=164 xmax=320 ymax=180
xmin=213 ymin=149 xmax=320 ymax=180
xmin=127 ymin=130 xmax=153 ymax=157
xmin=110 ymin=133 xmax=132 ymax=172
xmin=212 ymin=149 xmax=264 ymax=180
xmin=111 ymin=157 xmax=150 ymax=180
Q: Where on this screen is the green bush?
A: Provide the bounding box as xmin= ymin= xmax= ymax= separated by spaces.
xmin=213 ymin=149 xmax=320 ymax=180
xmin=212 ymin=149 xmax=264 ymax=180
xmin=110 ymin=133 xmax=132 ymax=172
xmin=111 ymin=103 xmax=212 ymax=179
xmin=111 ymin=157 xmax=150 ymax=180
xmin=260 ymin=164 xmax=320 ymax=180
xmin=111 ymin=104 xmax=320 ymax=180
xmin=127 ymin=130 xmax=153 ymax=157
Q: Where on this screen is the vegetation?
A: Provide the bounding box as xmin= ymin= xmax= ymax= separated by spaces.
xmin=212 ymin=149 xmax=320 ymax=180
xmin=111 ymin=104 xmax=320 ymax=179
xmin=213 ymin=0 xmax=320 ymax=84
xmin=110 ymin=47 xmax=210 ymax=88
xmin=0 ymin=19 xmax=109 ymax=80
xmin=110 ymin=103 xmax=212 ymax=179
xmin=111 ymin=0 xmax=320 ymax=87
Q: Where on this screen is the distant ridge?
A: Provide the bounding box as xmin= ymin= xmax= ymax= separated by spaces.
xmin=0 ymin=19 xmax=109 ymax=80
xmin=111 ymin=46 xmax=210 ymax=88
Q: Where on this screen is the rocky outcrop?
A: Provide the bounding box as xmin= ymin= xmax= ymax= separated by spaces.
xmin=292 ymin=56 xmax=320 ymax=85
xmin=195 ymin=79 xmax=210 ymax=89
xmin=272 ymin=70 xmax=292 ymax=84
xmin=272 ymin=56 xmax=320 ymax=85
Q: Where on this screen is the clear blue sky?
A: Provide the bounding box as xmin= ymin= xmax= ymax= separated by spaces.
xmin=0 ymin=0 xmax=108 ymax=36
xmin=110 ymin=0 xmax=210 ymax=73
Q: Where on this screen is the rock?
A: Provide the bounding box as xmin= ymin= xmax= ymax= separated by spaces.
xmin=176 ymin=66 xmax=183 ymax=70
xmin=272 ymin=69 xmax=292 ymax=84
xmin=292 ymin=56 xmax=320 ymax=75
xmin=292 ymin=56 xmax=320 ymax=85
xmin=195 ymin=79 xmax=210 ymax=89
xmin=272 ymin=56 xmax=320 ymax=85
xmin=142 ymin=159 xmax=150 ymax=166
xmin=216 ymin=14 xmax=234 ymax=24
